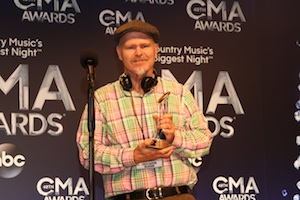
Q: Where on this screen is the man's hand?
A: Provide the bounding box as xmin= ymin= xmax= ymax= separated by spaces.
xmin=153 ymin=114 xmax=175 ymax=143
xmin=134 ymin=138 xmax=174 ymax=164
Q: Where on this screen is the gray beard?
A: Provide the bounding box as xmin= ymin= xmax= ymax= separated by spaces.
xmin=134 ymin=69 xmax=147 ymax=76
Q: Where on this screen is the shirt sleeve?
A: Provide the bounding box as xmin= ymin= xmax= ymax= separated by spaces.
xmin=76 ymin=102 xmax=136 ymax=175
xmin=171 ymin=86 xmax=213 ymax=158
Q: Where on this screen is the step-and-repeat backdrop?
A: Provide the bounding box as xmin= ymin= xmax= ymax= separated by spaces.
xmin=0 ymin=0 xmax=299 ymax=199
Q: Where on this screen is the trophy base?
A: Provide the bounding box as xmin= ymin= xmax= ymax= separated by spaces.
xmin=148 ymin=139 xmax=170 ymax=149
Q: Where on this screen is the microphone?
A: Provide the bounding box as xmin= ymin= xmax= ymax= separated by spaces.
xmin=80 ymin=49 xmax=98 ymax=200
xmin=80 ymin=49 xmax=98 ymax=68
xmin=80 ymin=49 xmax=98 ymax=83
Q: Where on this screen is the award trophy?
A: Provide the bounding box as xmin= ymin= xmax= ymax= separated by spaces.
xmin=149 ymin=92 xmax=171 ymax=149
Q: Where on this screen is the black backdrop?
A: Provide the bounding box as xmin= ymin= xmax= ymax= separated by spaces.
xmin=0 ymin=0 xmax=299 ymax=199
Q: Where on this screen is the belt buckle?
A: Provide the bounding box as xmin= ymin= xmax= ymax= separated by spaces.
xmin=146 ymin=187 xmax=163 ymax=200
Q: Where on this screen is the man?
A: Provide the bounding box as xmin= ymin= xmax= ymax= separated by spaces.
xmin=76 ymin=20 xmax=213 ymax=200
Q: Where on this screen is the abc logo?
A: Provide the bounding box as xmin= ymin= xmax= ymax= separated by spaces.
xmin=0 ymin=143 xmax=25 ymax=178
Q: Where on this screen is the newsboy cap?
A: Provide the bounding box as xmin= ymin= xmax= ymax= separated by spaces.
xmin=114 ymin=20 xmax=160 ymax=44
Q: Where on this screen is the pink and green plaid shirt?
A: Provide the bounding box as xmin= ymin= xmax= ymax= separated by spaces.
xmin=76 ymin=77 xmax=213 ymax=199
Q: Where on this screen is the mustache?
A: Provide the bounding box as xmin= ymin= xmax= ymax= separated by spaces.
xmin=132 ymin=58 xmax=148 ymax=62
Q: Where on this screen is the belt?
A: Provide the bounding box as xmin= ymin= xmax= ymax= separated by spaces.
xmin=111 ymin=186 xmax=190 ymax=200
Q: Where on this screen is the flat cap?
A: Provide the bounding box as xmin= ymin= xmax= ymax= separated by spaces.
xmin=114 ymin=20 xmax=160 ymax=44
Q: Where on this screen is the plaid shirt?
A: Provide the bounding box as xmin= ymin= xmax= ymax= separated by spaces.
xmin=76 ymin=77 xmax=213 ymax=199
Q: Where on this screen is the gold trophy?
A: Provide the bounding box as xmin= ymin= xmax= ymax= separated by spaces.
xmin=149 ymin=92 xmax=170 ymax=149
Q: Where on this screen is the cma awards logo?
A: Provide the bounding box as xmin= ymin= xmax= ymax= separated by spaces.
xmin=0 ymin=64 xmax=75 ymax=136
xmin=162 ymin=69 xmax=245 ymax=139
xmin=0 ymin=143 xmax=26 ymax=179
xmin=98 ymin=9 xmax=146 ymax=35
xmin=124 ymin=0 xmax=175 ymax=5
xmin=186 ymin=0 xmax=246 ymax=33
xmin=213 ymin=176 xmax=260 ymax=200
xmin=37 ymin=177 xmax=89 ymax=200
xmin=13 ymin=0 xmax=81 ymax=24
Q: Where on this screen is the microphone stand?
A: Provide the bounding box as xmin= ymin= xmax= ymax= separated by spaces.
xmin=86 ymin=65 xmax=95 ymax=200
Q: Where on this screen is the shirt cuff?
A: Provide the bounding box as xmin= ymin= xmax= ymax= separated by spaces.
xmin=171 ymin=130 xmax=183 ymax=148
xmin=122 ymin=147 xmax=136 ymax=167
